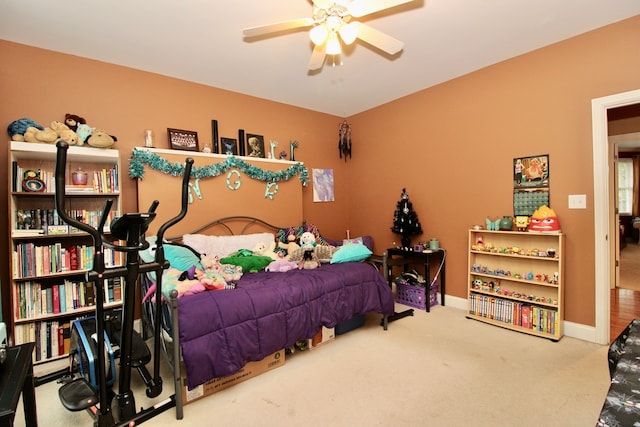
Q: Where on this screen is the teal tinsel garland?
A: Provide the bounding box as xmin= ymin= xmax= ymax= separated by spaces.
xmin=129 ymin=149 xmax=309 ymax=185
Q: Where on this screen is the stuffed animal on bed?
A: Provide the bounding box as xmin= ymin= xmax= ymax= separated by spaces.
xmin=297 ymin=232 xmax=320 ymax=269
xmin=252 ymin=241 xmax=279 ymax=261
xmin=285 ymin=231 xmax=338 ymax=264
xmin=198 ymin=254 xmax=242 ymax=287
xmin=265 ymin=258 xmax=298 ymax=272
xmin=278 ymin=233 xmax=301 ymax=254
xmin=142 ymin=268 xmax=206 ymax=302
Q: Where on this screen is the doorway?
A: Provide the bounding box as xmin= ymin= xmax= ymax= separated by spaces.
xmin=592 ymin=88 xmax=640 ymax=345
xmin=612 ymin=132 xmax=640 ymax=293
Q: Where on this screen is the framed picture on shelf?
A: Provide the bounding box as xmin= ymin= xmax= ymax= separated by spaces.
xmin=220 ymin=137 xmax=238 ymax=155
xmin=168 ymin=128 xmax=199 ymax=151
xmin=246 ymin=133 xmax=265 ymax=158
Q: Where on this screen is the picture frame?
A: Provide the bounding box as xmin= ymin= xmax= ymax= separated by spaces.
xmin=220 ymin=137 xmax=238 ymax=155
xmin=168 ymin=128 xmax=199 ymax=151
xmin=513 ymin=154 xmax=550 ymax=216
xmin=513 ymin=154 xmax=549 ymax=188
xmin=246 ymin=133 xmax=265 ymax=158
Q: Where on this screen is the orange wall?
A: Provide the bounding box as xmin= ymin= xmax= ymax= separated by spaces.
xmin=349 ymin=15 xmax=640 ymax=327
xmin=1 ymin=14 xmax=640 ymax=328
xmin=0 ymin=41 xmax=349 ymax=323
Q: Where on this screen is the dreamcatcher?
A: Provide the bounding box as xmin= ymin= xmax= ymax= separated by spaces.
xmin=338 ymin=120 xmax=352 ymax=161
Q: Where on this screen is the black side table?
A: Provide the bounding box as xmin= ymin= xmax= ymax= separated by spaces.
xmin=386 ymin=248 xmax=447 ymax=313
xmin=0 ymin=342 xmax=37 ymax=427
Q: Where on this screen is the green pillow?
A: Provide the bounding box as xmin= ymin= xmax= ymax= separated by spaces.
xmin=330 ymin=243 xmax=372 ymax=264
xmin=220 ymin=255 xmax=273 ymax=272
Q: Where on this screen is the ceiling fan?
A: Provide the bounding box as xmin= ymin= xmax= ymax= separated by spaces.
xmin=242 ymin=0 xmax=415 ymax=71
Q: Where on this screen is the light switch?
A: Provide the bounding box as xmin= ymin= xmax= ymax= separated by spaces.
xmin=568 ymin=194 xmax=587 ymax=209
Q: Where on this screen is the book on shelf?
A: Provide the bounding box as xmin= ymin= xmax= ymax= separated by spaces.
xmin=65 ymin=185 xmax=95 ymax=194
xmin=52 ymin=285 xmax=61 ymax=314
xmin=12 ymin=229 xmax=44 ymax=237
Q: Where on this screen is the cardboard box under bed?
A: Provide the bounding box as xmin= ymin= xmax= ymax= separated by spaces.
xmin=181 ymin=350 xmax=285 ymax=404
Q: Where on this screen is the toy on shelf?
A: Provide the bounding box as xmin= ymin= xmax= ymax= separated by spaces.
xmin=528 ymin=205 xmax=561 ymax=233
xmin=515 ymin=216 xmax=530 ymax=231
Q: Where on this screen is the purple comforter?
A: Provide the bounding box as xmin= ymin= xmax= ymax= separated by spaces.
xmin=177 ymin=262 xmax=394 ymax=389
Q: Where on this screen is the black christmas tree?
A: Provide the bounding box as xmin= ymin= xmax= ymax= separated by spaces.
xmin=391 ymin=188 xmax=423 ymax=249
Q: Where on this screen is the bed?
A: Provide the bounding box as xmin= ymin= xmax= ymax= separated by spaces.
xmin=140 ymin=216 xmax=395 ymax=418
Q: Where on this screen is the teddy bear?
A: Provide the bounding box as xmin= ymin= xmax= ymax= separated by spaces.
xmin=64 ymin=113 xmax=86 ymax=132
xmin=86 ymin=129 xmax=117 ymax=148
xmin=278 ymin=233 xmax=300 ymax=253
xmin=252 ymin=241 xmax=279 ymax=261
xmin=63 ymin=113 xmax=96 ymax=144
xmin=50 ymin=121 xmax=81 ymax=146
xmin=23 ymin=126 xmax=58 ymax=143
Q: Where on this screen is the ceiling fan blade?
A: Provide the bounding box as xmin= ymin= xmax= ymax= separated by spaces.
xmin=351 ymin=22 xmax=404 ymax=55
xmin=349 ymin=0 xmax=415 ymax=18
xmin=243 ymin=18 xmax=315 ymax=38
xmin=308 ymin=44 xmax=326 ymax=70
xmin=311 ymin=0 xmax=333 ymax=9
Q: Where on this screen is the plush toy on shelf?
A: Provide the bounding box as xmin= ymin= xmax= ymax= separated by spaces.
xmin=23 ymin=126 xmax=58 ymax=143
xmin=7 ymin=118 xmax=45 ymax=141
xmin=50 ymin=121 xmax=81 ymax=146
xmin=86 ymin=129 xmax=117 ymax=148
xmin=64 ymin=113 xmax=86 ymax=132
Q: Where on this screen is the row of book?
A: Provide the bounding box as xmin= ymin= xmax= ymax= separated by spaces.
xmin=468 ymin=293 xmax=559 ymax=335
xmin=14 ymin=208 xmax=118 ymax=232
xmin=14 ymin=319 xmax=71 ymax=362
xmin=14 ymin=277 xmax=123 ymax=320
xmin=12 ymin=242 xmax=123 ymax=279
xmin=12 ymin=162 xmax=119 ymax=194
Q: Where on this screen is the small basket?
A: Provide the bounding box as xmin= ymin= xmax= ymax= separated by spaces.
xmin=395 ymin=278 xmax=438 ymax=309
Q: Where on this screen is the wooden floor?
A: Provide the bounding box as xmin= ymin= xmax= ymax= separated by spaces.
xmin=610 ymin=287 xmax=640 ymax=339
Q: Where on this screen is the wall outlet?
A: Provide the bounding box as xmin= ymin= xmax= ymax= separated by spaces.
xmin=568 ymin=194 xmax=587 ymax=209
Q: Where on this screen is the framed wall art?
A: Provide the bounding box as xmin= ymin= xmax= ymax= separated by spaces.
xmin=168 ymin=128 xmax=199 ymax=151
xmin=220 ymin=137 xmax=238 ymax=155
xmin=246 ymin=133 xmax=265 ymax=158
xmin=513 ymin=154 xmax=550 ymax=216
xmin=514 ymin=154 xmax=549 ymax=188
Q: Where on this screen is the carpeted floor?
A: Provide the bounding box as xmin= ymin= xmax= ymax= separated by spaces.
xmin=619 ymin=240 xmax=640 ymax=291
xmin=13 ymin=305 xmax=611 ymax=427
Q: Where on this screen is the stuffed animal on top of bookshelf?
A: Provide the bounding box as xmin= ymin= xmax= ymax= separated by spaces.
xmin=86 ymin=129 xmax=117 ymax=148
xmin=7 ymin=118 xmax=46 ymax=141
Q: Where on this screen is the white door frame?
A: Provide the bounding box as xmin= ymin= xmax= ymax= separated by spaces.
xmin=592 ymin=88 xmax=640 ymax=345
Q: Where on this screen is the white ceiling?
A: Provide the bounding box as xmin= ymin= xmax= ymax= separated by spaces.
xmin=1 ymin=1 xmax=639 ymax=117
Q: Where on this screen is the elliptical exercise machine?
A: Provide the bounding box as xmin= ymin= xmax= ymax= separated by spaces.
xmin=54 ymin=140 xmax=193 ymax=426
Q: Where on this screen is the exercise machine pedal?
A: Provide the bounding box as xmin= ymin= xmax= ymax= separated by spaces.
xmin=58 ymin=377 xmax=99 ymax=412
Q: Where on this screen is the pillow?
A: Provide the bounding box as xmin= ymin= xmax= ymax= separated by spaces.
xmin=183 ymin=232 xmax=275 ymax=259
xmin=330 ymin=243 xmax=372 ymax=264
xmin=219 ymin=255 xmax=273 ymax=272
xmin=140 ymin=237 xmax=203 ymax=274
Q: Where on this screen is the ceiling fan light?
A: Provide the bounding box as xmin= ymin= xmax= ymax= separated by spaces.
xmin=339 ymin=23 xmax=357 ymax=45
xmin=326 ymin=32 xmax=341 ymax=55
xmin=310 ymin=25 xmax=328 ymax=46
